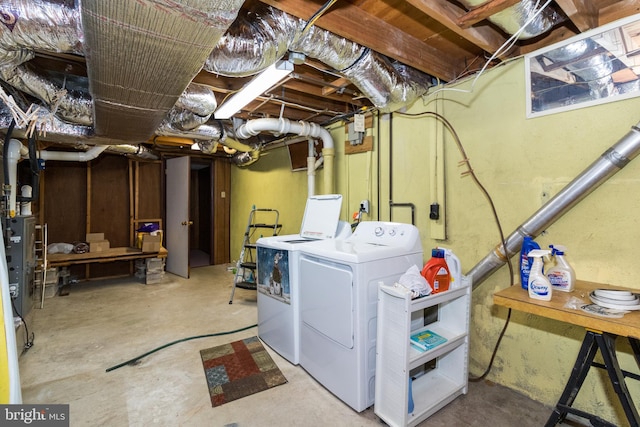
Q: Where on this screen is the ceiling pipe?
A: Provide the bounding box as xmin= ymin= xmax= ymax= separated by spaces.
xmin=6 ymin=139 xmax=23 ymax=217
xmin=235 ymin=118 xmax=334 ymax=194
xmin=37 ymin=145 xmax=108 ymax=162
xmin=468 ymin=121 xmax=640 ymax=289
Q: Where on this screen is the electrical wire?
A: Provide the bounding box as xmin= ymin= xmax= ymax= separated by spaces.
xmin=393 ymin=110 xmax=514 ymax=382
xmin=10 ymin=296 xmax=34 ymax=352
xmin=301 ymin=0 xmax=338 ymax=36
xmin=106 ymin=323 xmax=258 ymax=372
xmin=426 ymin=0 xmax=553 ymax=98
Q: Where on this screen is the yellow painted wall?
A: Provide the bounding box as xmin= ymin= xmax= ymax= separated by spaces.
xmin=231 ymin=58 xmax=640 ymax=424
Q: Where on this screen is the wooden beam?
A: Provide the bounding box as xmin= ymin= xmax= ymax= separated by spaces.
xmin=258 ymin=0 xmax=460 ymax=81
xmin=322 ymin=77 xmax=350 ymax=95
xmin=407 ymin=0 xmax=515 ymax=59
xmin=599 ymin=0 xmax=640 ymax=26
xmin=457 ymin=0 xmax=521 ymax=29
xmin=554 ymin=0 xmax=598 ymax=32
xmin=282 ymin=79 xmax=367 ymax=106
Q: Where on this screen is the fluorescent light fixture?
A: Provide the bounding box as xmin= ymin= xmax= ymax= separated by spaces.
xmin=214 ymin=60 xmax=294 ymax=119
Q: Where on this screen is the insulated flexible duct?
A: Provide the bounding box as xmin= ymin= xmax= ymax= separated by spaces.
xmin=459 ymin=0 xmax=564 ymax=39
xmin=0 ymin=1 xmax=89 ymax=124
xmin=80 ymin=0 xmax=243 ymax=142
xmin=205 ymin=3 xmax=433 ymax=113
xmin=468 ymin=121 xmax=640 ymax=288
xmin=541 ymin=38 xmax=615 ymax=99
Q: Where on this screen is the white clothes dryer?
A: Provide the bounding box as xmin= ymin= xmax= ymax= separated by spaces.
xmin=298 ymin=221 xmax=423 ymax=412
xmin=256 ymin=194 xmax=350 ymax=365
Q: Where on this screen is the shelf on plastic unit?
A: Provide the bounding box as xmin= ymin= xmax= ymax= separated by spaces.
xmin=408 ymin=286 xmax=469 ymax=310
xmin=409 ymin=329 xmax=467 ymax=370
xmin=407 ymin=370 xmax=467 ymax=427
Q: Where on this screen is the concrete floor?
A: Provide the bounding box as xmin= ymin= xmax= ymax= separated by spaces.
xmin=18 ymin=264 xmax=572 ymax=426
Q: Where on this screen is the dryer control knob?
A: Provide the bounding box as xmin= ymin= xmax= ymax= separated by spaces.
xmin=388 ymin=228 xmax=397 ymax=236
xmin=374 ymin=226 xmax=384 ymax=237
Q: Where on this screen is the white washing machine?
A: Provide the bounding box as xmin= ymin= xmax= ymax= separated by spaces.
xmin=298 ymin=221 xmax=423 ymax=412
xmin=256 ymin=194 xmax=350 ymax=365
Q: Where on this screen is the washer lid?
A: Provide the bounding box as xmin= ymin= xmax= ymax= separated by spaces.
xmin=299 ymin=194 xmax=343 ymax=240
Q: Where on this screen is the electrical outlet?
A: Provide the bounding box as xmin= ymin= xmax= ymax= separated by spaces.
xmin=360 ymin=200 xmax=369 ymax=214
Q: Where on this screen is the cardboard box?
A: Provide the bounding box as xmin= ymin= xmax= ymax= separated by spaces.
xmin=141 ymin=234 xmax=161 ymax=252
xmin=86 ymin=233 xmax=104 ymax=242
xmin=89 ymin=240 xmax=110 ymax=252
xmin=136 ymin=230 xmax=163 ymax=249
xmin=86 ymin=232 xmax=110 ymax=252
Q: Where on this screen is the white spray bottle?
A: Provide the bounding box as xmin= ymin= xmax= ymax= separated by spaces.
xmin=546 ymin=245 xmax=575 ymax=292
xmin=527 ymin=249 xmax=552 ymax=301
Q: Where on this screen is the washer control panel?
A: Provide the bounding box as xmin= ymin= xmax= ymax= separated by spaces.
xmin=350 ymin=221 xmax=421 ymax=251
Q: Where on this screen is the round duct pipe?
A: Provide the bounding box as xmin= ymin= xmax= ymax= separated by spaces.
xmin=468 ymin=121 xmax=640 ymax=288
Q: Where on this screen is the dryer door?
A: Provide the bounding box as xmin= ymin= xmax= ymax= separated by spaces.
xmin=300 ymin=255 xmax=354 ymax=349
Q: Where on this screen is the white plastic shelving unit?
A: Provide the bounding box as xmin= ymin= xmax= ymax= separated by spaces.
xmin=375 ymin=277 xmax=471 ymax=427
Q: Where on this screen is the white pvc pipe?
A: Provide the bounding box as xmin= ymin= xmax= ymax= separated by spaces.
xmin=20 ymin=185 xmax=32 ymax=216
xmin=6 ymin=139 xmax=22 ymax=217
xmin=0 ymin=219 xmax=22 ymax=403
xmin=235 ymin=118 xmax=335 ymax=194
xmin=38 ymin=145 xmax=108 ymax=162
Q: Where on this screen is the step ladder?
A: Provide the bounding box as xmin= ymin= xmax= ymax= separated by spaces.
xmin=229 ymin=206 xmax=281 ymax=304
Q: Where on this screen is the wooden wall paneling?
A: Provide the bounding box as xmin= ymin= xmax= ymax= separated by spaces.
xmin=42 ymin=160 xmax=87 ymax=280
xmin=129 ymin=159 xmax=135 ymax=247
xmin=88 ymin=155 xmax=130 ymax=278
xmin=213 ymin=159 xmax=230 ymax=264
xmin=137 ymin=161 xmax=162 ymax=221
xmin=198 ymin=166 xmax=211 ymax=253
xmin=189 ymin=168 xmax=199 ymax=250
xmin=42 ymin=161 xmax=86 ymax=245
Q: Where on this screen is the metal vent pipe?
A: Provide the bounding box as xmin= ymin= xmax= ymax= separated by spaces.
xmin=469 ymin=121 xmax=640 ymax=288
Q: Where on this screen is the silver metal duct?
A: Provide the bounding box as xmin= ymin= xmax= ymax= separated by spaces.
xmin=468 ymin=121 xmax=640 ymax=288
xmin=0 ymin=65 xmax=93 ymax=125
xmin=0 ymin=0 xmax=83 ymax=60
xmin=204 ymin=5 xmax=300 ymax=77
xmin=542 ymin=38 xmax=615 ymax=99
xmin=80 ymin=0 xmax=243 ymax=142
xmin=459 ymin=0 xmax=564 ymax=40
xmin=0 ymin=1 xmax=90 ymax=125
xmin=205 ymin=3 xmax=433 ymax=113
xmin=161 ymin=83 xmax=218 ymax=132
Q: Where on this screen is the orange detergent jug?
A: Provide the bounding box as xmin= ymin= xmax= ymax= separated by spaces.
xmin=421 ymin=248 xmax=450 ymax=294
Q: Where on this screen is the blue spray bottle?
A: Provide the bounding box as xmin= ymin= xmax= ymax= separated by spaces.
xmin=519 ymin=236 xmax=540 ymax=290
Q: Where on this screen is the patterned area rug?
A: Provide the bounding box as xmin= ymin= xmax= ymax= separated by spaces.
xmin=200 ymin=336 xmax=287 ymax=407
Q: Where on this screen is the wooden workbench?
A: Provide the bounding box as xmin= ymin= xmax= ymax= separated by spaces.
xmin=494 ymin=280 xmax=640 ymax=426
xmin=493 ymin=280 xmax=640 ymax=338
xmin=48 ymin=246 xmax=167 ymax=268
